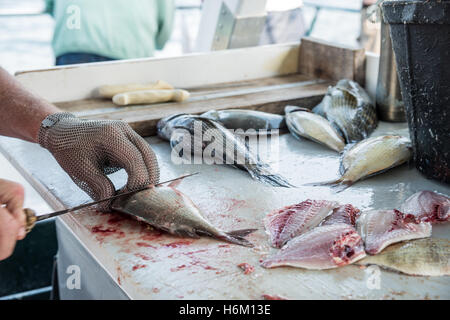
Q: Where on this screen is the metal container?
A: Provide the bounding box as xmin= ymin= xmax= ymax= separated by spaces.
xmin=376 ymin=19 xmax=405 ymax=122
xmin=383 ymin=0 xmax=450 ymax=184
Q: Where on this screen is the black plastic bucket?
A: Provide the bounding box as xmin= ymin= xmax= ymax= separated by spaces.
xmin=382 ymin=0 xmax=450 ymax=183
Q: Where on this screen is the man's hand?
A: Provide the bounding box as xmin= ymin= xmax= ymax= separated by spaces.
xmin=0 ymin=179 xmax=26 ymax=261
xmin=38 ymin=113 xmax=160 ymax=209
xmin=0 ymin=68 xmax=160 ymax=210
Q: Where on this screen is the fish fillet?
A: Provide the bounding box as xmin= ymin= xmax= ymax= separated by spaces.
xmin=356 ymin=209 xmax=432 ymax=255
xmin=399 ymin=190 xmax=449 ymax=223
xmin=261 ymin=224 xmax=366 ymax=269
xmin=264 ymin=200 xmax=339 ymax=248
xmin=321 ymin=204 xmax=361 ymax=227
xmin=357 ymin=238 xmax=450 ymax=276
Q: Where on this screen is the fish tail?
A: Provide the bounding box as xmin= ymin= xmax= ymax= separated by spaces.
xmin=221 ymin=229 xmax=257 ymax=247
xmin=247 ymin=165 xmax=295 ymax=188
xmin=260 ymin=257 xmax=278 ymax=269
xmin=226 ymin=228 xmax=257 ymax=238
xmin=304 ymin=178 xmax=353 ymax=193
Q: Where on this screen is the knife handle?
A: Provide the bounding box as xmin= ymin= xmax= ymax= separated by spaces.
xmin=23 ymin=208 xmax=37 ymax=233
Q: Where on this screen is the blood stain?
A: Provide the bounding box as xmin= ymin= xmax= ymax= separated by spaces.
xmin=164 ymin=240 xmax=193 ymax=248
xmin=135 ymin=253 xmax=152 ymax=261
xmin=132 ymin=264 xmax=147 ymax=271
xmin=237 ymin=263 xmax=255 ymax=275
xmin=136 ymin=242 xmax=157 ymax=249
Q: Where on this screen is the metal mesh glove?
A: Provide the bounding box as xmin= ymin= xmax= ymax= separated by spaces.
xmin=38 ymin=113 xmax=160 ymax=210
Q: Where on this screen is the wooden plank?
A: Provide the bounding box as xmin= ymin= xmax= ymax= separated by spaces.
xmin=55 ymin=74 xmax=317 ymax=113
xmin=298 ymin=37 xmax=366 ymax=85
xmin=15 ymin=42 xmax=300 ymax=102
xmin=69 ymin=79 xmax=331 ymax=137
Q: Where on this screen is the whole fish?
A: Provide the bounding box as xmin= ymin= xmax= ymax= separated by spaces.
xmin=313 ymin=79 xmax=378 ymax=143
xmin=201 ymin=109 xmax=286 ymax=132
xmin=357 ymin=238 xmax=450 ymax=276
xmin=261 ymin=224 xmax=366 ymax=270
xmin=285 ymin=106 xmax=345 ymax=152
xmin=157 ymin=114 xmax=293 ymax=187
xmin=264 ymin=199 xmax=339 ymax=248
xmin=399 ymin=190 xmax=449 ymax=223
xmin=111 ymin=186 xmax=256 ymax=247
xmin=309 ymin=135 xmax=412 ymax=192
xmin=356 ymin=209 xmax=431 ymax=255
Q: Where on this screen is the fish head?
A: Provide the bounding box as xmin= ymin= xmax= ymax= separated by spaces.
xmin=201 ymin=110 xmax=220 ymax=121
xmin=157 ymin=113 xmax=191 ymax=141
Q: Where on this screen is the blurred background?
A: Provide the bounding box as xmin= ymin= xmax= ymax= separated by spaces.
xmin=0 ymin=0 xmax=371 ymax=74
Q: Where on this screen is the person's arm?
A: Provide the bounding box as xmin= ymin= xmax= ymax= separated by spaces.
xmin=155 ymin=0 xmax=175 ymax=50
xmin=0 ymin=67 xmax=60 ymax=142
xmin=0 ymin=67 xmax=159 ymax=209
xmin=0 ymin=179 xmax=26 ymax=261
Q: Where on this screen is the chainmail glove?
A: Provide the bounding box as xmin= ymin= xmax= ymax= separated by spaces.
xmin=38 ymin=113 xmax=160 ymax=210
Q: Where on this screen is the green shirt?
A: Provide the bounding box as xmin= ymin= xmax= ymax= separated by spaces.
xmin=45 ymin=0 xmax=174 ymax=59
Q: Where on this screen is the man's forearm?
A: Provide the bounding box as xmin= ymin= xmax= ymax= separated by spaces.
xmin=0 ymin=67 xmax=60 ymax=143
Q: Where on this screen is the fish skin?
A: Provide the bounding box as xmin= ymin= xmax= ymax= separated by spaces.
xmin=321 ymin=204 xmax=361 ymax=227
xmin=111 ymin=186 xmax=256 ymax=247
xmin=285 ymin=106 xmax=346 ymax=152
xmin=357 ymin=238 xmax=450 ymax=276
xmin=356 ymin=209 xmax=432 ymax=255
xmin=156 ymin=113 xmax=189 ymax=141
xmin=399 ymin=190 xmax=450 ymax=223
xmin=313 ymin=79 xmax=378 ymax=143
xmin=309 ymin=135 xmax=412 ymax=192
xmin=201 ymin=109 xmax=286 ymax=131
xmin=264 ymin=199 xmax=340 ymax=248
xmin=157 ymin=114 xmax=293 ymax=188
xmin=261 ymin=224 xmax=366 ymax=269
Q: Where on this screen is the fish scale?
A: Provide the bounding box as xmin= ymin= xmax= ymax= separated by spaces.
xmin=357 ymin=238 xmax=450 ymax=276
xmin=313 ymin=79 xmax=378 ymax=144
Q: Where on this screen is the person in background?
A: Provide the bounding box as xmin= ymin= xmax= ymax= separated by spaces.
xmin=358 ymin=0 xmax=381 ymax=54
xmin=45 ymin=0 xmax=175 ymax=65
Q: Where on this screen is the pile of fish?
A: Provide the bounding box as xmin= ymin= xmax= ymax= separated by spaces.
xmin=157 ymin=113 xmax=293 ymax=188
xmin=285 ymin=79 xmax=378 ymax=152
xmin=111 ymin=179 xmax=256 ymax=247
xmin=283 ymin=80 xmax=412 ymax=191
xmin=261 ymin=190 xmax=450 ymax=276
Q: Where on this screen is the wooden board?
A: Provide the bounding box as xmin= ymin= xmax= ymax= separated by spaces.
xmin=298 ymin=37 xmax=366 ymax=85
xmin=55 ymin=74 xmax=331 ymax=137
xmin=15 ymin=42 xmax=300 ymax=102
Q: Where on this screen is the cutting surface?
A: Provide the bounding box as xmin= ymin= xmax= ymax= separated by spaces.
xmin=0 ymin=122 xmax=449 ymax=299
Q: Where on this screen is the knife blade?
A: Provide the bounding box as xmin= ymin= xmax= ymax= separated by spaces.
xmin=23 ymin=172 xmax=199 ymax=233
